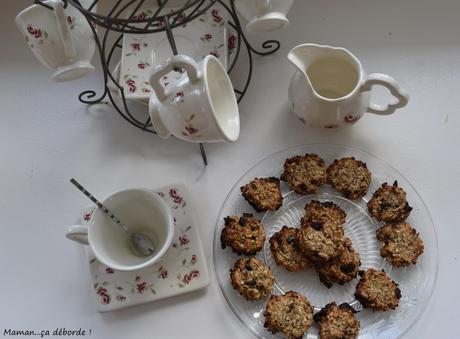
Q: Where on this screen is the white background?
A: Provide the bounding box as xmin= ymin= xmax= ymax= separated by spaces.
xmin=1 ymin=0 xmax=459 ymax=338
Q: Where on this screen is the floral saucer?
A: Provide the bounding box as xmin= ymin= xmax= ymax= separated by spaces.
xmin=82 ymin=183 xmax=209 ymax=312
xmin=120 ymin=4 xmax=229 ymax=101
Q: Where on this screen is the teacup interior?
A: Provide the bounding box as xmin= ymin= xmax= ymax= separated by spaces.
xmin=206 ymin=58 xmax=240 ymax=142
xmin=90 ymin=189 xmax=171 ymax=270
xmin=307 ymin=56 xmax=359 ymax=99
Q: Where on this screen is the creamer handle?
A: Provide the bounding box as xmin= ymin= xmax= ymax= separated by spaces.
xmin=361 ymin=73 xmax=409 ymax=115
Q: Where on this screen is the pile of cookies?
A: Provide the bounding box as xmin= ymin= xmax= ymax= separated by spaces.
xmin=220 ymin=153 xmax=425 ymax=339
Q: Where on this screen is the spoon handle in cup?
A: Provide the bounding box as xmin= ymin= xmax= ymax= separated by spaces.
xmin=70 ymin=178 xmax=129 ymax=233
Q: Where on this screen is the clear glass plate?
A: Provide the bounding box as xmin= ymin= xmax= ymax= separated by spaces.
xmin=213 ymin=144 xmax=438 ymax=339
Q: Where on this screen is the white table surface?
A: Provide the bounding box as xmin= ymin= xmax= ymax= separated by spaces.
xmin=1 ymin=0 xmax=459 ymax=338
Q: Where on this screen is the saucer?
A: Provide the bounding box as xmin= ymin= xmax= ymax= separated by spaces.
xmin=120 ymin=3 xmax=229 ymax=101
xmin=82 ymin=183 xmax=209 ymax=312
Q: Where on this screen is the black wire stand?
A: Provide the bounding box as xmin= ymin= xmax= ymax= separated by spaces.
xmin=34 ymin=0 xmax=280 ymax=165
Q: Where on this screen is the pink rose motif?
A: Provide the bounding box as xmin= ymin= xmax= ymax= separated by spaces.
xmin=131 ymin=42 xmax=140 ymax=51
xmin=211 ymin=9 xmax=223 ymax=23
xmin=191 ymin=255 xmax=197 ymax=265
xmin=228 ymin=35 xmax=237 ymax=50
xmin=184 ymin=125 xmax=199 ymax=135
xmin=182 ymin=270 xmax=200 ymax=284
xmin=132 ymin=12 xmax=146 ymax=20
xmin=141 ymin=88 xmax=151 ymax=93
xmin=126 ymin=79 xmax=136 ymax=93
xmin=116 ymin=295 xmax=126 ymax=302
xmin=83 ymin=211 xmax=92 ymax=221
xmin=66 ymin=16 xmax=73 ymax=25
xmin=153 ymin=21 xmax=165 ymax=28
xmin=209 ymin=50 xmax=220 ymax=58
xmin=158 ymin=266 xmax=168 ymax=279
xmin=169 ymin=188 xmax=183 ymax=204
xmin=175 ymin=14 xmax=186 ymax=26
xmin=344 ymin=114 xmax=359 ymax=124
xmin=136 ymin=282 xmax=147 ymax=293
xmin=96 ymin=287 xmax=110 ymax=305
xmin=202 ymin=33 xmax=213 ymax=41
xmin=105 ymin=267 xmax=114 ymax=274
xmin=27 ymin=25 xmax=42 ymax=38
xmin=138 ymin=62 xmax=146 ymax=69
xmin=179 ymin=234 xmax=190 ymax=246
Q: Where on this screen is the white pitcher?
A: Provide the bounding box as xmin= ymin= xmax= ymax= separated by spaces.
xmin=287 ymin=44 xmax=409 ymax=128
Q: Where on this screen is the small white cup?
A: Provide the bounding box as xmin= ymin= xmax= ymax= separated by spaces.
xmin=66 ymin=189 xmax=174 ymax=271
xmin=235 ymin=0 xmax=294 ymax=33
xmin=15 ymin=0 xmax=96 ymax=81
xmin=149 ymin=55 xmax=240 ymax=143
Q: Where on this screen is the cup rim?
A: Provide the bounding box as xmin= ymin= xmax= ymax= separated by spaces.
xmin=88 ymin=188 xmax=174 ymax=271
xmin=201 ymin=55 xmax=240 ymax=143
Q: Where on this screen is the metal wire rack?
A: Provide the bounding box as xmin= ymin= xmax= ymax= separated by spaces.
xmin=34 ymin=0 xmax=281 ymax=164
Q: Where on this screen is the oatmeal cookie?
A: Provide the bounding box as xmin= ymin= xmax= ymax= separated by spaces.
xmin=241 ymin=177 xmax=283 ymax=212
xmin=314 ymin=302 xmax=360 ymax=339
xmin=264 ymin=291 xmax=313 ymax=339
xmin=269 ymin=226 xmax=310 ymax=272
xmin=221 ymin=214 xmax=265 ymax=255
xmin=230 ymin=257 xmax=275 ymax=301
xmin=316 ymin=238 xmax=361 ymax=288
xmin=368 ymin=181 xmax=413 ymax=222
xmin=377 ymin=222 xmax=424 ymax=267
xmin=280 ymin=153 xmax=327 ymax=195
xmin=327 ymin=157 xmax=371 ymax=200
xmin=301 ymin=200 xmax=346 ymax=241
xmin=354 ymin=268 xmax=401 ymax=311
xmin=296 ymin=224 xmax=337 ymax=264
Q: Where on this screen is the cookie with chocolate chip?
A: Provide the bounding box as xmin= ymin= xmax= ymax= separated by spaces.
xmin=301 ymin=200 xmax=346 ymax=241
xmin=280 ymin=153 xmax=327 ymax=195
xmin=221 ymin=214 xmax=265 ymax=255
xmin=264 ymin=291 xmax=313 ymax=339
xmin=355 ymin=268 xmax=401 ymax=311
xmin=269 ymin=226 xmax=310 ymax=272
xmin=368 ymin=181 xmax=412 ymax=222
xmin=316 ymin=238 xmax=361 ymax=288
xmin=296 ymin=224 xmax=337 ymax=264
xmin=230 ymin=257 xmax=275 ymax=301
xmin=314 ymin=302 xmax=360 ymax=339
xmin=327 ymin=157 xmax=371 ymax=200
xmin=377 ymin=222 xmax=424 ymax=267
xmin=241 ymin=177 xmax=283 ymax=212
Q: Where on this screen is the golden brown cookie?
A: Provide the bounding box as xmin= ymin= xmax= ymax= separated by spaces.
xmin=264 ymin=291 xmax=313 ymax=339
xmin=280 ymin=153 xmax=327 ymax=195
xmin=296 ymin=224 xmax=337 ymax=265
xmin=327 ymin=157 xmax=371 ymax=200
xmin=316 ymin=238 xmax=361 ymax=288
xmin=354 ymin=268 xmax=401 ymax=311
xmin=368 ymin=181 xmax=412 ymax=223
xmin=269 ymin=226 xmax=310 ymax=272
xmin=303 ymin=200 xmax=347 ymax=227
xmin=377 ymin=222 xmax=424 ymax=267
xmin=301 ymin=200 xmax=346 ymax=241
xmin=220 ymin=214 xmax=265 ymax=255
xmin=314 ymin=302 xmax=360 ymax=339
xmin=230 ymin=257 xmax=275 ymax=301
xmin=241 ymin=177 xmax=283 ymax=212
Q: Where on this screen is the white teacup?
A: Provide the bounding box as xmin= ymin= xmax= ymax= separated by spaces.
xmin=66 ymin=189 xmax=174 ymax=271
xmin=235 ymin=0 xmax=294 ymax=33
xmin=15 ymin=0 xmax=96 ymax=81
xmin=149 ymin=55 xmax=240 ymax=143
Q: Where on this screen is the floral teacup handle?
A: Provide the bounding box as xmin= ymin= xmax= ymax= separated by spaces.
xmin=66 ymin=224 xmax=89 ymax=245
xmin=361 ymin=73 xmax=409 ymax=115
xmin=51 ymin=0 xmax=76 ymax=58
xmin=149 ymin=55 xmax=200 ymax=102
